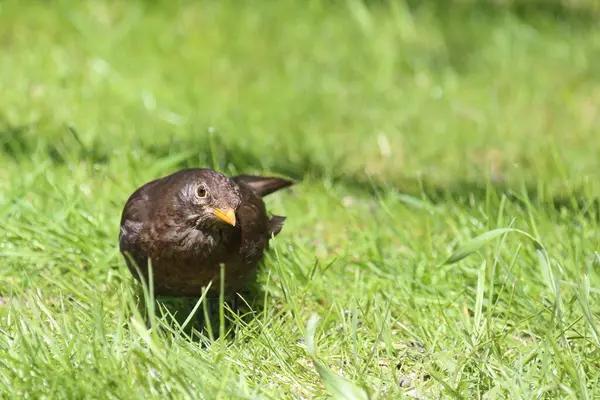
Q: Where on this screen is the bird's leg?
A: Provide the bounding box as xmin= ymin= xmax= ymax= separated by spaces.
xmin=233 ymin=294 xmax=240 ymax=316
xmin=227 ymin=294 xmax=241 ymax=339
xmin=146 ymin=310 xmax=152 ymax=330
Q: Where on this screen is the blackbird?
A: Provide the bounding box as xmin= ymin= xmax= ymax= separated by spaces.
xmin=119 ymin=168 xmax=293 ymax=298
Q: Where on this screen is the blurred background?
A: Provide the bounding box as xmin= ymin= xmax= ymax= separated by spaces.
xmin=2 ymin=0 xmax=599 ymax=197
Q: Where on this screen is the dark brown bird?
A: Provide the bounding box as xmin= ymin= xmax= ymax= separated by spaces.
xmin=119 ymin=168 xmax=293 ymax=298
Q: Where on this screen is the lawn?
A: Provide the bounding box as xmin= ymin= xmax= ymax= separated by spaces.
xmin=1 ymin=0 xmax=600 ymax=398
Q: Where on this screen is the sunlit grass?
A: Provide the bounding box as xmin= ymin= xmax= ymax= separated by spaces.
xmin=1 ymin=0 xmax=600 ymax=398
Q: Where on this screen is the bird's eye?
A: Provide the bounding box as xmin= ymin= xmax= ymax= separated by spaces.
xmin=196 ymin=185 xmax=208 ymax=199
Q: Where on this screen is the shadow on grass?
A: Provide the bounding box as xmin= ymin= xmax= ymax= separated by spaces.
xmin=131 ymin=278 xmax=266 ymax=341
xmin=361 ymin=0 xmax=600 ymax=74
xmin=374 ymin=0 xmax=600 ymax=25
xmin=2 ymin=121 xmax=598 ymax=221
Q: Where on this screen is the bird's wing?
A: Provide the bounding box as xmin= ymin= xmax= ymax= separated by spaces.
xmin=230 ymin=182 xmax=272 ymax=262
xmin=232 ymin=174 xmax=294 ymax=197
xmin=119 ymin=182 xmax=154 ymax=237
xmin=118 ymin=179 xmax=159 ymax=271
xmin=267 ymin=215 xmax=286 ymax=237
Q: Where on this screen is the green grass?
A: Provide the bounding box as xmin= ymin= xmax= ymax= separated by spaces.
xmin=2 ymin=0 xmax=600 ymax=398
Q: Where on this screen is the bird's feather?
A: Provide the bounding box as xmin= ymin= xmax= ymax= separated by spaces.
xmin=268 ymin=215 xmax=286 ymax=237
xmin=232 ymin=175 xmax=294 ymax=197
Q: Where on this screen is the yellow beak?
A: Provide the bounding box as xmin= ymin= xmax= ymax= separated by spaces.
xmin=212 ymin=207 xmax=236 ymax=226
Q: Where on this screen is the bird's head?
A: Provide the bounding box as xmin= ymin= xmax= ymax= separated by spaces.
xmin=167 ymin=169 xmax=242 ymax=231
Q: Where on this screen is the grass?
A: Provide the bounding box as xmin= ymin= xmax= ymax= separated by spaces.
xmin=1 ymin=0 xmax=600 ymax=398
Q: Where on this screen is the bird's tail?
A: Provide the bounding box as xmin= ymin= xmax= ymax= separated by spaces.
xmin=233 ymin=175 xmax=294 ymax=197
